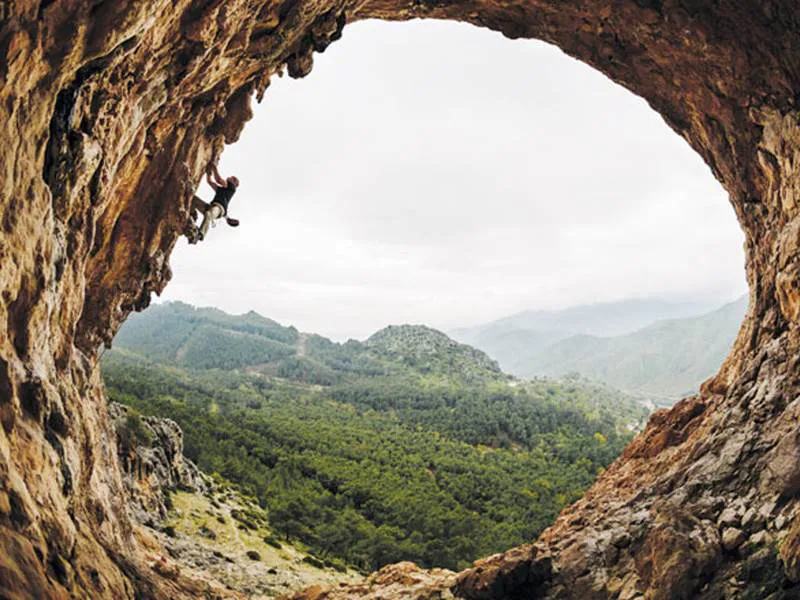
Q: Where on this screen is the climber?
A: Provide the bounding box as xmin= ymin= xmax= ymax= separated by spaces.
xmin=187 ymin=163 xmax=240 ymax=244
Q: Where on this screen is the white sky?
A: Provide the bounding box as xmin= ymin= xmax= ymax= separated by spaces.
xmin=161 ymin=20 xmax=747 ymax=341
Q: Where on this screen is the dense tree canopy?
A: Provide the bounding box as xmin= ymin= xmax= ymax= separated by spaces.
xmin=104 ymin=303 xmax=647 ymax=571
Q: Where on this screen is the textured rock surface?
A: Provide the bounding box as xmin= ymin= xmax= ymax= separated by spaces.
xmin=288 ymin=562 xmax=458 ymax=599
xmin=108 ymin=402 xmax=207 ymax=522
xmin=2 ymin=0 xmax=800 ymax=598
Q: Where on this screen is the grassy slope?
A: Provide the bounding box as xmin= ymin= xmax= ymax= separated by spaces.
xmin=155 ymin=483 xmax=359 ymax=598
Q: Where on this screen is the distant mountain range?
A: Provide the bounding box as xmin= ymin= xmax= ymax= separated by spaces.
xmin=121 ymin=297 xmax=747 ymax=402
xmin=451 ymin=296 xmax=748 ymax=401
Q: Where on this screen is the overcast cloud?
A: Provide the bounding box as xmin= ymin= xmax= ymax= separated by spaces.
xmin=161 ymin=20 xmax=747 ymax=340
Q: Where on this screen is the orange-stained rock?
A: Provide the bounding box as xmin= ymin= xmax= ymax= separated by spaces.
xmin=287 ymin=562 xmax=457 ymax=599
xmin=2 ymin=0 xmax=800 ymax=598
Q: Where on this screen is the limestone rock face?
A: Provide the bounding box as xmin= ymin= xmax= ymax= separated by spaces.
xmin=108 ymin=402 xmax=207 ymax=523
xmin=2 ymin=1 xmax=800 ymax=598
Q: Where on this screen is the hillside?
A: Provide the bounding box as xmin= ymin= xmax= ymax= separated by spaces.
xmin=365 ymin=324 xmax=504 ymax=381
xmin=114 ymin=302 xmax=505 ymax=385
xmin=522 ymin=296 xmax=747 ymax=399
xmin=104 ymin=302 xmax=649 ymax=573
xmin=110 ymin=402 xmax=357 ymax=596
xmin=452 ymin=296 xmax=746 ymax=400
xmin=113 ymin=302 xmax=647 ymax=432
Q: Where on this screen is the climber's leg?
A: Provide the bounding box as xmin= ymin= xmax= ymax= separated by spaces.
xmin=185 ymin=195 xmax=211 ymax=244
xmin=198 ymin=203 xmax=224 ymax=240
xmin=191 ymin=194 xmax=210 ymax=216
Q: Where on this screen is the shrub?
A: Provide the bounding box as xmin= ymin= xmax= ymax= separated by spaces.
xmin=302 ymin=555 xmax=324 ymax=569
xmin=231 ymin=508 xmax=262 ymax=530
xmin=117 ymin=411 xmax=153 ymax=454
xmin=263 ymin=535 xmax=282 ymax=549
xmin=324 ymin=557 xmax=347 ymax=572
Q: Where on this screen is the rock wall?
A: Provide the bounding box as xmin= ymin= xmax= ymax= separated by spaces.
xmin=1 ymin=1 xmax=800 ymax=598
xmin=108 ymin=402 xmax=207 ymax=524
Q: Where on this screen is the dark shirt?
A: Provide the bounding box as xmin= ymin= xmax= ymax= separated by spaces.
xmin=212 ymin=184 xmax=236 ymax=213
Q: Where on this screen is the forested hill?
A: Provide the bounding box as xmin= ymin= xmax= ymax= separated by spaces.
xmin=365 ymin=324 xmax=503 ymax=379
xmin=113 ymin=301 xmax=505 ymax=384
xmin=105 ymin=301 xmax=649 ymax=573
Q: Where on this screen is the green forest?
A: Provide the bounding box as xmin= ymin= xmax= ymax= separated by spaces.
xmin=104 ymin=302 xmax=648 ymax=572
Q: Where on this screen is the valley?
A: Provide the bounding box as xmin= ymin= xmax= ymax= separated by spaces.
xmin=103 ymin=302 xmax=648 ymax=579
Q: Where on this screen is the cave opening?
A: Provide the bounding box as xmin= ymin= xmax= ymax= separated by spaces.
xmin=98 ymin=21 xmax=754 ymax=573
xmin=160 ymin=20 xmax=746 ymax=343
xmin=5 ymin=2 xmax=800 ymax=598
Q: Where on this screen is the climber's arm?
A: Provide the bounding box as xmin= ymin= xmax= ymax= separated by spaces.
xmin=206 ymin=163 xmax=229 ymax=190
xmin=205 ymin=168 xmax=220 ymax=191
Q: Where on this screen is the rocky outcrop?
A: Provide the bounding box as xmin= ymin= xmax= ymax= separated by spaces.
xmin=289 ymin=562 xmax=457 ymax=599
xmin=108 ymin=402 xmax=207 ymax=523
xmin=2 ymin=1 xmax=800 ymax=598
